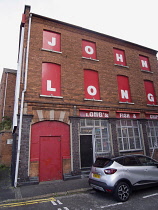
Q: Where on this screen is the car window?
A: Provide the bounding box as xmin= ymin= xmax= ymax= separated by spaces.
xmin=93 ymin=158 xmax=113 ymax=168
xmin=123 ymin=156 xmax=139 ymax=166
xmin=138 ymin=156 xmax=157 ymax=166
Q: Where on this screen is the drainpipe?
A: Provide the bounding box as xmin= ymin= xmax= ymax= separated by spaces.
xmin=14 ymin=14 xmax=32 ymax=188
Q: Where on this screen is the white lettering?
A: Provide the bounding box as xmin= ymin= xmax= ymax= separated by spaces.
xmin=87 ymin=86 xmax=97 ymax=96
xmin=120 ymin=113 xmax=130 ymax=118
xmin=85 ymin=46 xmax=94 ymax=55
xmin=47 ymin=80 xmax=56 ymax=92
xmin=150 ymin=115 xmax=158 ymax=119
xmin=141 ymin=60 xmax=148 ymax=68
xmin=121 ymin=90 xmax=129 ymax=99
xmin=116 ymin=53 xmax=123 ymax=62
xmin=48 ymin=37 xmax=56 ymax=46
xmin=147 ymin=93 xmax=154 ymax=102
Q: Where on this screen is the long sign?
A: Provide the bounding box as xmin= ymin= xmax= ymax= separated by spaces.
xmin=80 ymin=109 xmax=109 ymax=118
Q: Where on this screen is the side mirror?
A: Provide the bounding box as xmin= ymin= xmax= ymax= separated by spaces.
xmin=154 ymin=162 xmax=158 ymax=168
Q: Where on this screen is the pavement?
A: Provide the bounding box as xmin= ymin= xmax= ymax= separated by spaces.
xmin=0 ymin=167 xmax=91 ymax=204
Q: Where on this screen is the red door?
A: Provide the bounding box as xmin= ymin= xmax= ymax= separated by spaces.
xmin=39 ymin=136 xmax=62 ymax=182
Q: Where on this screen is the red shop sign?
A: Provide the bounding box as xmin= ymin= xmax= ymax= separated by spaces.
xmin=116 ymin=111 xmax=140 ymax=119
xmin=145 ymin=113 xmax=158 ymax=120
xmin=80 ymin=109 xmax=109 ymax=118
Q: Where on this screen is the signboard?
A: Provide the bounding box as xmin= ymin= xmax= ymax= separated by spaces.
xmin=145 ymin=113 xmax=158 ymax=120
xmin=116 ymin=111 xmax=140 ymax=119
xmin=80 ymin=109 xmax=109 ymax=118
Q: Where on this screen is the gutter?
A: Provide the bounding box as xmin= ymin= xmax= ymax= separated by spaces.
xmin=14 ymin=14 xmax=32 ymax=188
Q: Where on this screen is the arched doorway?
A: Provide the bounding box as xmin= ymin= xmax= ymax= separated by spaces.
xmin=30 ymin=121 xmax=70 ymax=182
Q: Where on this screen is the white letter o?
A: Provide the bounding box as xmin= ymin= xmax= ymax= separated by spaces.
xmin=87 ymin=86 xmax=97 ymax=96
xmin=85 ymin=46 xmax=94 ymax=55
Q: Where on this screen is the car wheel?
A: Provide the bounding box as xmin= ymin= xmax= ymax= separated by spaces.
xmin=114 ymin=182 xmax=131 ymax=202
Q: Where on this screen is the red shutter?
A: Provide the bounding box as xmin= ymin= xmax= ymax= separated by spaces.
xmin=139 ymin=55 xmax=150 ymax=71
xmin=117 ymin=75 xmax=132 ymax=102
xmin=41 ymin=63 xmax=61 ymax=96
xmin=82 ymin=40 xmax=97 ymax=60
xmin=144 ymin=81 xmax=156 ymax=105
xmin=43 ymin=30 xmax=61 ymax=52
xmin=114 ymin=48 xmax=126 ymax=66
xmin=84 ymin=70 xmax=100 ymax=100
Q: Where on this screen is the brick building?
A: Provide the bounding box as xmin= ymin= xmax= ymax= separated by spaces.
xmin=0 ymin=68 xmax=16 ymax=166
xmin=12 ymin=5 xmax=158 ymax=186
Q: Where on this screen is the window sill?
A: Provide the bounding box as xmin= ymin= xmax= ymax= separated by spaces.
xmin=119 ymin=101 xmax=134 ymax=105
xmin=82 ymin=57 xmax=99 ymax=62
xmin=40 ymin=94 xmax=63 ymax=99
xmin=41 ymin=48 xmax=62 ymax=54
xmin=84 ymin=98 xmax=103 ymax=102
xmin=147 ymin=104 xmax=158 ymax=107
xmin=114 ymin=64 xmax=129 ymax=68
xmin=141 ymin=70 xmax=153 ymax=74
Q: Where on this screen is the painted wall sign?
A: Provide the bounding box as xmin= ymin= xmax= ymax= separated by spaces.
xmin=43 ymin=30 xmax=61 ymax=52
xmin=139 ymin=55 xmax=150 ymax=71
xmin=41 ymin=63 xmax=61 ymax=96
xmin=116 ymin=111 xmax=140 ymax=119
xmin=82 ymin=40 xmax=97 ymax=59
xmin=113 ymin=48 xmax=126 ymax=66
xmin=84 ymin=69 xmax=100 ymax=100
xmin=80 ymin=109 xmax=109 ymax=118
xmin=144 ymin=80 xmax=157 ymax=105
xmin=117 ymin=75 xmax=132 ymax=103
xmin=145 ymin=113 xmax=158 ymax=120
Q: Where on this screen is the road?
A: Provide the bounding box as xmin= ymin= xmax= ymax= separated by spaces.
xmin=0 ymin=187 xmax=158 ymax=209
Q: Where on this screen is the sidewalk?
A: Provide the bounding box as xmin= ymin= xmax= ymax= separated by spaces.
xmin=0 ymin=168 xmax=91 ymax=203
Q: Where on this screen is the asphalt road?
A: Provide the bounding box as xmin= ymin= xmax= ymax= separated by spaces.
xmin=0 ymin=186 xmax=158 ymax=209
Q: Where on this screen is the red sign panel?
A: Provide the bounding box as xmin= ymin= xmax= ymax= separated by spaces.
xmin=139 ymin=55 xmax=150 ymax=71
xmin=80 ymin=109 xmax=109 ymax=118
xmin=82 ymin=40 xmax=97 ymax=60
xmin=84 ymin=70 xmax=100 ymax=100
xmin=114 ymin=48 xmax=126 ymax=66
xmin=144 ymin=80 xmax=157 ymax=105
xmin=117 ymin=75 xmax=132 ymax=103
xmin=145 ymin=113 xmax=158 ymax=120
xmin=43 ymin=30 xmax=61 ymax=52
xmin=116 ymin=111 xmax=140 ymax=119
xmin=41 ymin=63 xmax=61 ymax=96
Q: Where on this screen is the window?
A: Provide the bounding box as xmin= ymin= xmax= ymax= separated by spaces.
xmin=117 ymin=75 xmax=132 ymax=103
xmin=146 ymin=120 xmax=158 ymax=148
xmin=80 ymin=119 xmax=111 ymax=157
xmin=139 ymin=55 xmax=151 ymax=72
xmin=41 ymin=63 xmax=61 ymax=97
xmin=82 ymin=40 xmax=97 ymax=60
xmin=113 ymin=48 xmax=127 ymax=66
xmin=144 ymin=80 xmax=157 ymax=105
xmin=43 ymin=30 xmax=61 ymax=52
xmin=116 ymin=120 xmax=142 ymax=151
xmin=84 ymin=69 xmax=100 ymax=100
xmin=138 ymin=156 xmax=157 ymax=166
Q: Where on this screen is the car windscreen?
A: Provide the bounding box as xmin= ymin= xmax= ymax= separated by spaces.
xmin=93 ymin=158 xmax=113 ymax=168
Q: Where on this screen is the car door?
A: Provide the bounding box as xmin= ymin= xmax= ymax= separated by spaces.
xmin=137 ymin=156 xmax=158 ymax=183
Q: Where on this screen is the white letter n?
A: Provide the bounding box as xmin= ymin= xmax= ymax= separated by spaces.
xmin=121 ymin=90 xmax=129 ymax=99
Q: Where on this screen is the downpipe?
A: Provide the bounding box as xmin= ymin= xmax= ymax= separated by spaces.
xmin=14 ymin=14 xmax=32 ymax=188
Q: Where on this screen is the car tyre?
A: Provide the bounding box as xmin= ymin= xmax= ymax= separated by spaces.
xmin=114 ymin=182 xmax=131 ymax=202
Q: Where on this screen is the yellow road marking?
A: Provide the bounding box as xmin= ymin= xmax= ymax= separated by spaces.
xmin=0 ymin=197 xmax=56 ymax=208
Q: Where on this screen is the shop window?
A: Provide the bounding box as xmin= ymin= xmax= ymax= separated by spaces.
xmin=144 ymin=80 xmax=157 ymax=105
xmin=84 ymin=69 xmax=100 ymax=100
xmin=43 ymin=30 xmax=61 ymax=52
xmin=113 ymin=48 xmax=127 ymax=66
xmin=82 ymin=40 xmax=97 ymax=60
xmin=41 ymin=63 xmax=61 ymax=97
xmin=117 ymin=75 xmax=132 ymax=103
xmin=139 ymin=55 xmax=151 ymax=72
xmin=146 ymin=120 xmax=158 ymax=148
xmin=116 ymin=120 xmax=142 ymax=151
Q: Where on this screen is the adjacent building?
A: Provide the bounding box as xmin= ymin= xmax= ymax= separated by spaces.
xmin=11 ymin=5 xmax=158 ymax=185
